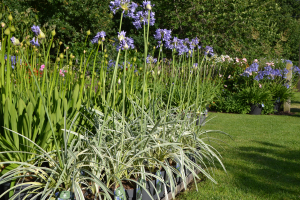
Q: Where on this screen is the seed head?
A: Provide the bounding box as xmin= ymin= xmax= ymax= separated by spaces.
xmin=87 ymin=30 xmax=91 ymax=36
xmin=8 ymin=14 xmax=13 ymax=21
xmin=51 ymin=29 xmax=56 ymax=36
xmin=10 ymin=26 xmax=16 ymax=32
xmin=4 ymin=28 xmax=10 ymax=35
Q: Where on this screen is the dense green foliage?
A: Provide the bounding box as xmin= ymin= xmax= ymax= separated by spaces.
xmin=3 ymin=0 xmax=300 ymax=63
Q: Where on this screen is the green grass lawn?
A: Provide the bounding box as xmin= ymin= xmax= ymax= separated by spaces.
xmin=178 ymin=93 xmax=300 ymax=200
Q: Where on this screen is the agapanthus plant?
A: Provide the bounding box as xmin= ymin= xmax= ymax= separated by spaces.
xmin=115 ymin=31 xmax=135 ymax=51
xmin=30 ymin=37 xmax=40 ymax=47
xmin=109 ymin=0 xmax=138 ymax=18
xmin=91 ymin=31 xmax=106 ymax=44
xmin=31 ymin=25 xmax=45 ymax=39
xmin=132 ymin=10 xmax=155 ymax=29
xmin=10 ymin=37 xmax=20 ymax=46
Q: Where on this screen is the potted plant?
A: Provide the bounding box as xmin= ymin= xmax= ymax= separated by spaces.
xmin=239 ymin=84 xmax=272 ymax=115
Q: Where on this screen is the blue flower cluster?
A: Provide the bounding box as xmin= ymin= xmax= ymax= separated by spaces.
xmin=4 ymin=54 xmax=22 ymax=69
xmin=115 ymin=31 xmax=135 ymax=51
xmin=91 ymin=31 xmax=106 ymax=44
xmin=242 ymin=61 xmax=295 ymax=81
xmin=109 ymin=0 xmax=155 ymax=29
xmin=153 ymin=29 xmax=202 ymax=56
xmin=146 ymin=55 xmax=157 ymax=64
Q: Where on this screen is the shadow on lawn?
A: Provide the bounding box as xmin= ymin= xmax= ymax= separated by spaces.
xmin=229 ymin=142 xmax=300 ymax=197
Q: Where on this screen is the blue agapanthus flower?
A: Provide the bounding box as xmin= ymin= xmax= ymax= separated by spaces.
xmin=293 ymin=66 xmax=300 ymax=74
xmin=189 ymin=37 xmax=199 ymax=50
xmin=110 ymin=0 xmax=137 ymax=18
xmin=30 ymin=37 xmax=40 ymax=47
xmin=143 ymin=1 xmax=153 ymax=10
xmin=4 ymin=54 xmax=22 ymax=69
xmin=132 ymin=10 xmax=155 ymax=29
xmin=204 ymin=46 xmax=214 ymax=56
xmin=154 ymin=28 xmax=172 ymax=42
xmin=115 ymin=31 xmax=134 ymax=50
xmin=146 ymin=55 xmax=157 ymax=64
xmin=91 ymin=31 xmax=106 ymax=44
xmin=31 ymin=25 xmax=41 ymax=36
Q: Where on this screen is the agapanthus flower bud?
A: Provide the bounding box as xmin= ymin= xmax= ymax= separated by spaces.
xmin=8 ymin=14 xmax=13 ymax=21
xmin=10 ymin=37 xmax=20 ymax=46
xmin=10 ymin=26 xmax=15 ymax=32
xmin=38 ymin=30 xmax=45 ymax=39
xmin=56 ymin=57 xmax=60 ymax=62
xmin=59 ymin=41 xmax=63 ymax=45
xmin=157 ymin=70 xmax=160 ymax=75
xmin=59 ymin=53 xmax=64 ymax=59
xmin=51 ymin=29 xmax=56 ymax=36
xmin=4 ymin=28 xmax=10 ymax=35
xmin=143 ymin=1 xmax=153 ymax=10
xmin=118 ymin=78 xmax=121 ymax=84
xmin=118 ymin=31 xmax=126 ymax=41
xmin=69 ymin=61 xmax=72 ymax=66
xmin=87 ymin=30 xmax=91 ymax=35
xmin=1 ymin=22 xmax=5 ymax=28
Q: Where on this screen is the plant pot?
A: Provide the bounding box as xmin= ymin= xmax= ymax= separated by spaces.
xmin=249 ymin=104 xmax=262 ymax=115
xmin=274 ymin=102 xmax=281 ymax=113
xmin=196 ymin=114 xmax=206 ymax=126
xmin=141 ymin=179 xmax=155 ymax=200
xmin=125 ymin=188 xmax=136 ymax=200
xmin=156 ymin=171 xmax=165 ymax=199
xmin=0 ymin=181 xmax=11 ymax=200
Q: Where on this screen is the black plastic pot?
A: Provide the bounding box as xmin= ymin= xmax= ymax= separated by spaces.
xmin=196 ymin=114 xmax=206 ymax=126
xmin=156 ymin=171 xmax=165 ymax=199
xmin=250 ymin=104 xmax=262 ymax=115
xmin=125 ymin=188 xmax=136 ymax=200
xmin=0 ymin=181 xmax=11 ymax=200
xmin=274 ymin=102 xmax=281 ymax=113
xmin=0 ymin=183 xmax=41 ymax=200
xmin=141 ymin=179 xmax=155 ymax=200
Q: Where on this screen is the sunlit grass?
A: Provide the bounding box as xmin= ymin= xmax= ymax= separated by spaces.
xmin=177 ymin=93 xmax=300 ymax=199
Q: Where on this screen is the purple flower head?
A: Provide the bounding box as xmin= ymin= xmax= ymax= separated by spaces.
xmin=204 ymin=46 xmax=214 ymax=56
xmin=284 ymin=83 xmax=290 ymax=89
xmin=143 ymin=1 xmax=153 ymax=10
xmin=30 ymin=37 xmax=40 ymax=47
xmin=110 ymin=0 xmax=138 ymax=18
xmin=124 ymin=2 xmax=138 ymax=18
xmin=132 ymin=10 xmax=155 ymax=29
xmin=10 ymin=37 xmax=15 ymax=44
xmin=31 ymin=25 xmax=41 ymax=36
xmin=118 ymin=31 xmax=126 ymax=41
xmin=189 ymin=37 xmax=199 ymax=50
xmin=154 ymin=29 xmax=172 ymax=42
xmin=293 ymin=66 xmax=300 ymax=74
xmin=284 ymin=60 xmax=292 ymax=65
xmin=91 ymin=31 xmax=106 ymax=44
xmin=146 ymin=55 xmax=157 ymax=64
xmin=109 ymin=0 xmax=121 ymax=14
xmin=116 ymin=36 xmax=135 ymax=51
